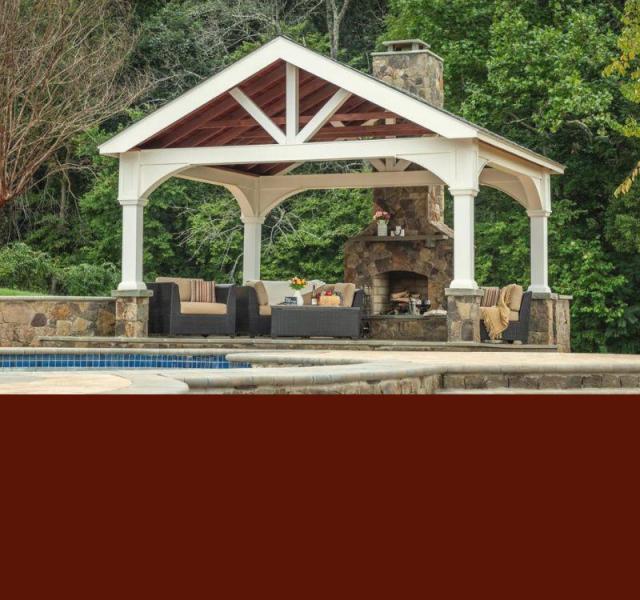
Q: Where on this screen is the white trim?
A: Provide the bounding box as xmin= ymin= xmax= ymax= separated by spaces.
xmin=99 ymin=37 xmax=563 ymax=174
xmin=99 ymin=37 xmax=284 ymax=155
xmin=138 ymin=137 xmax=455 ymax=168
xmin=285 ymin=63 xmax=299 ymax=143
xmin=229 ymin=87 xmax=286 ymax=144
xmin=295 ymin=89 xmax=352 ymax=143
xmin=139 ymin=137 xmax=454 ymax=166
xmin=99 ymin=37 xmax=476 ymax=154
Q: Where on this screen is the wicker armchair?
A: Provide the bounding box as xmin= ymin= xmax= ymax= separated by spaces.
xmin=147 ymin=281 xmax=237 ymax=336
xmin=480 ymin=290 xmax=532 ymax=343
xmin=235 ymin=285 xmax=271 ymax=337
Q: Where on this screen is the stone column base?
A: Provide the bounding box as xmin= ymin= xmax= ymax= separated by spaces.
xmin=112 ymin=290 xmax=153 ymax=338
xmin=529 ymin=293 xmax=572 ymax=352
xmin=445 ymin=288 xmax=484 ymax=342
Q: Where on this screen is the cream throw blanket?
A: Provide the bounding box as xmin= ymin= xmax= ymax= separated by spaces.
xmin=480 ymin=284 xmax=518 ymax=340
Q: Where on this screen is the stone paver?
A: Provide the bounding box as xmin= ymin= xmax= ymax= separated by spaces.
xmin=0 ymin=372 xmax=131 ymax=394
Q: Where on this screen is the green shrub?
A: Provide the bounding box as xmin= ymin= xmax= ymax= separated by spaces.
xmin=56 ymin=262 xmax=119 ymax=296
xmin=0 ymin=242 xmax=118 ymax=296
xmin=0 ymin=242 xmax=54 ymax=292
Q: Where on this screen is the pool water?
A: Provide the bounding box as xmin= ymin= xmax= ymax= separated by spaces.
xmin=0 ymin=353 xmax=249 ymax=370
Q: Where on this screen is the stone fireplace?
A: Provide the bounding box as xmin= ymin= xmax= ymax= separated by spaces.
xmin=343 ymin=40 xmax=452 ymax=340
xmin=344 ymin=187 xmax=452 ymax=340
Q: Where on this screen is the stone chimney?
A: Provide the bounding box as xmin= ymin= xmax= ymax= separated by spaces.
xmin=371 ymin=39 xmax=444 ymax=108
xmin=368 ymin=38 xmax=448 ymax=227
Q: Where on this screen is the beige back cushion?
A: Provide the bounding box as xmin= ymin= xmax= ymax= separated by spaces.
xmin=248 ymin=281 xmax=269 ymax=306
xmin=507 ymin=285 xmax=524 ymax=311
xmin=334 ymin=283 xmax=356 ymax=307
xmin=156 ymin=277 xmax=202 ymax=302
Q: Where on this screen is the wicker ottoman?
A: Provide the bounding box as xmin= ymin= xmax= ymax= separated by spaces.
xmin=271 ymin=305 xmax=361 ymax=339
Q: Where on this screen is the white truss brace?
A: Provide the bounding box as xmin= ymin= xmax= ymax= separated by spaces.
xmin=229 ymin=87 xmax=286 ymax=144
xmin=295 ymin=89 xmax=352 ymax=143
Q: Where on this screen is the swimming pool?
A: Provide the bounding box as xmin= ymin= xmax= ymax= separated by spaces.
xmin=0 ymin=352 xmax=250 ymax=370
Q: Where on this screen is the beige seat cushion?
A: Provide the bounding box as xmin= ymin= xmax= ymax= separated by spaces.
xmin=507 ymin=285 xmax=524 ymax=311
xmin=333 ymin=283 xmax=356 ymax=307
xmin=156 ymin=277 xmax=202 ymax=302
xmin=180 ymin=302 xmax=227 ymax=315
xmin=258 ymin=304 xmax=272 ymax=316
xmin=248 ymin=281 xmax=269 ymax=306
xmin=509 ymin=310 xmax=520 ymax=322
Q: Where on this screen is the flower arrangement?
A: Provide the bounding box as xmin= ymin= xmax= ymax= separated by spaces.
xmin=289 ymin=276 xmax=306 ymax=291
xmin=374 ymin=209 xmax=391 ymax=223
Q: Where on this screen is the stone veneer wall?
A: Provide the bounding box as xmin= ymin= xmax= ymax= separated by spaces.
xmin=0 ymin=297 xmax=115 ymax=347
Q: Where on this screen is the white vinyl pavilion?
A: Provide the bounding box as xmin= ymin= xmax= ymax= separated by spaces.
xmin=100 ymin=37 xmax=564 ymax=295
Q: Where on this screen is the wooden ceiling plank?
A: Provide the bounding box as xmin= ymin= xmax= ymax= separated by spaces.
xmin=193 ymin=78 xmax=331 ymax=147
xmin=151 ymin=63 xmax=286 ymax=147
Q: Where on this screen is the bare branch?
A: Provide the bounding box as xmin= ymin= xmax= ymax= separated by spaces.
xmin=0 ymin=0 xmax=151 ymax=207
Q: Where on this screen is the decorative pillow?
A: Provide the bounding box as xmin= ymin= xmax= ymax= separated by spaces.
xmin=481 ymin=287 xmax=500 ymax=307
xmin=190 ymin=280 xmax=216 ymax=303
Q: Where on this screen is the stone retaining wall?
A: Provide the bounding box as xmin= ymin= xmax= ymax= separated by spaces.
xmin=0 ymin=297 xmax=115 ymax=347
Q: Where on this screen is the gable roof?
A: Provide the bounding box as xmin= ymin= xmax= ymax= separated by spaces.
xmin=99 ymin=36 xmax=564 ymax=174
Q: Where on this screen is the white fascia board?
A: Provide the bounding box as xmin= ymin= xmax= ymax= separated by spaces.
xmin=138 ymin=137 xmax=455 ymax=167
xmin=99 ymin=38 xmax=285 ymax=155
xmin=478 ymin=134 xmax=565 ymax=174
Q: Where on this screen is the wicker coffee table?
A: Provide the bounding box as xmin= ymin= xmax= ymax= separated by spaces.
xmin=271 ymin=305 xmax=361 ymax=339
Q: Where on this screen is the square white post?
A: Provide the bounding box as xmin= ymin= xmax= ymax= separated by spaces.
xmin=450 ymin=189 xmax=478 ymax=289
xmin=241 ymin=215 xmax=265 ymax=283
xmin=528 ymin=209 xmax=551 ymax=294
xmin=117 ymin=197 xmax=148 ymax=291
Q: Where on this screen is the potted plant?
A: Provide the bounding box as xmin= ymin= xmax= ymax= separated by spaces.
xmin=289 ymin=276 xmax=307 ymax=305
xmin=374 ymin=209 xmax=391 ymax=236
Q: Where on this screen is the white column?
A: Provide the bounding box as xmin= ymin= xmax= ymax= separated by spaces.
xmin=117 ymin=197 xmax=148 ymax=291
xmin=528 ymin=209 xmax=551 ymax=294
xmin=241 ymin=215 xmax=265 ymax=283
xmin=450 ymin=189 xmax=478 ymax=289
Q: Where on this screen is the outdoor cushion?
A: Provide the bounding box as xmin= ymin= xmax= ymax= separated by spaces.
xmin=248 ymin=281 xmax=269 ymax=306
xmin=509 ymin=310 xmax=520 ymax=322
xmin=156 ymin=277 xmax=202 ymax=302
xmin=258 ymin=304 xmax=272 ymax=316
xmin=180 ymin=301 xmax=227 ymax=315
xmin=507 ymin=285 xmax=524 ymax=311
xmin=190 ymin=280 xmax=215 ymax=303
xmin=334 ymin=283 xmax=356 ymax=307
